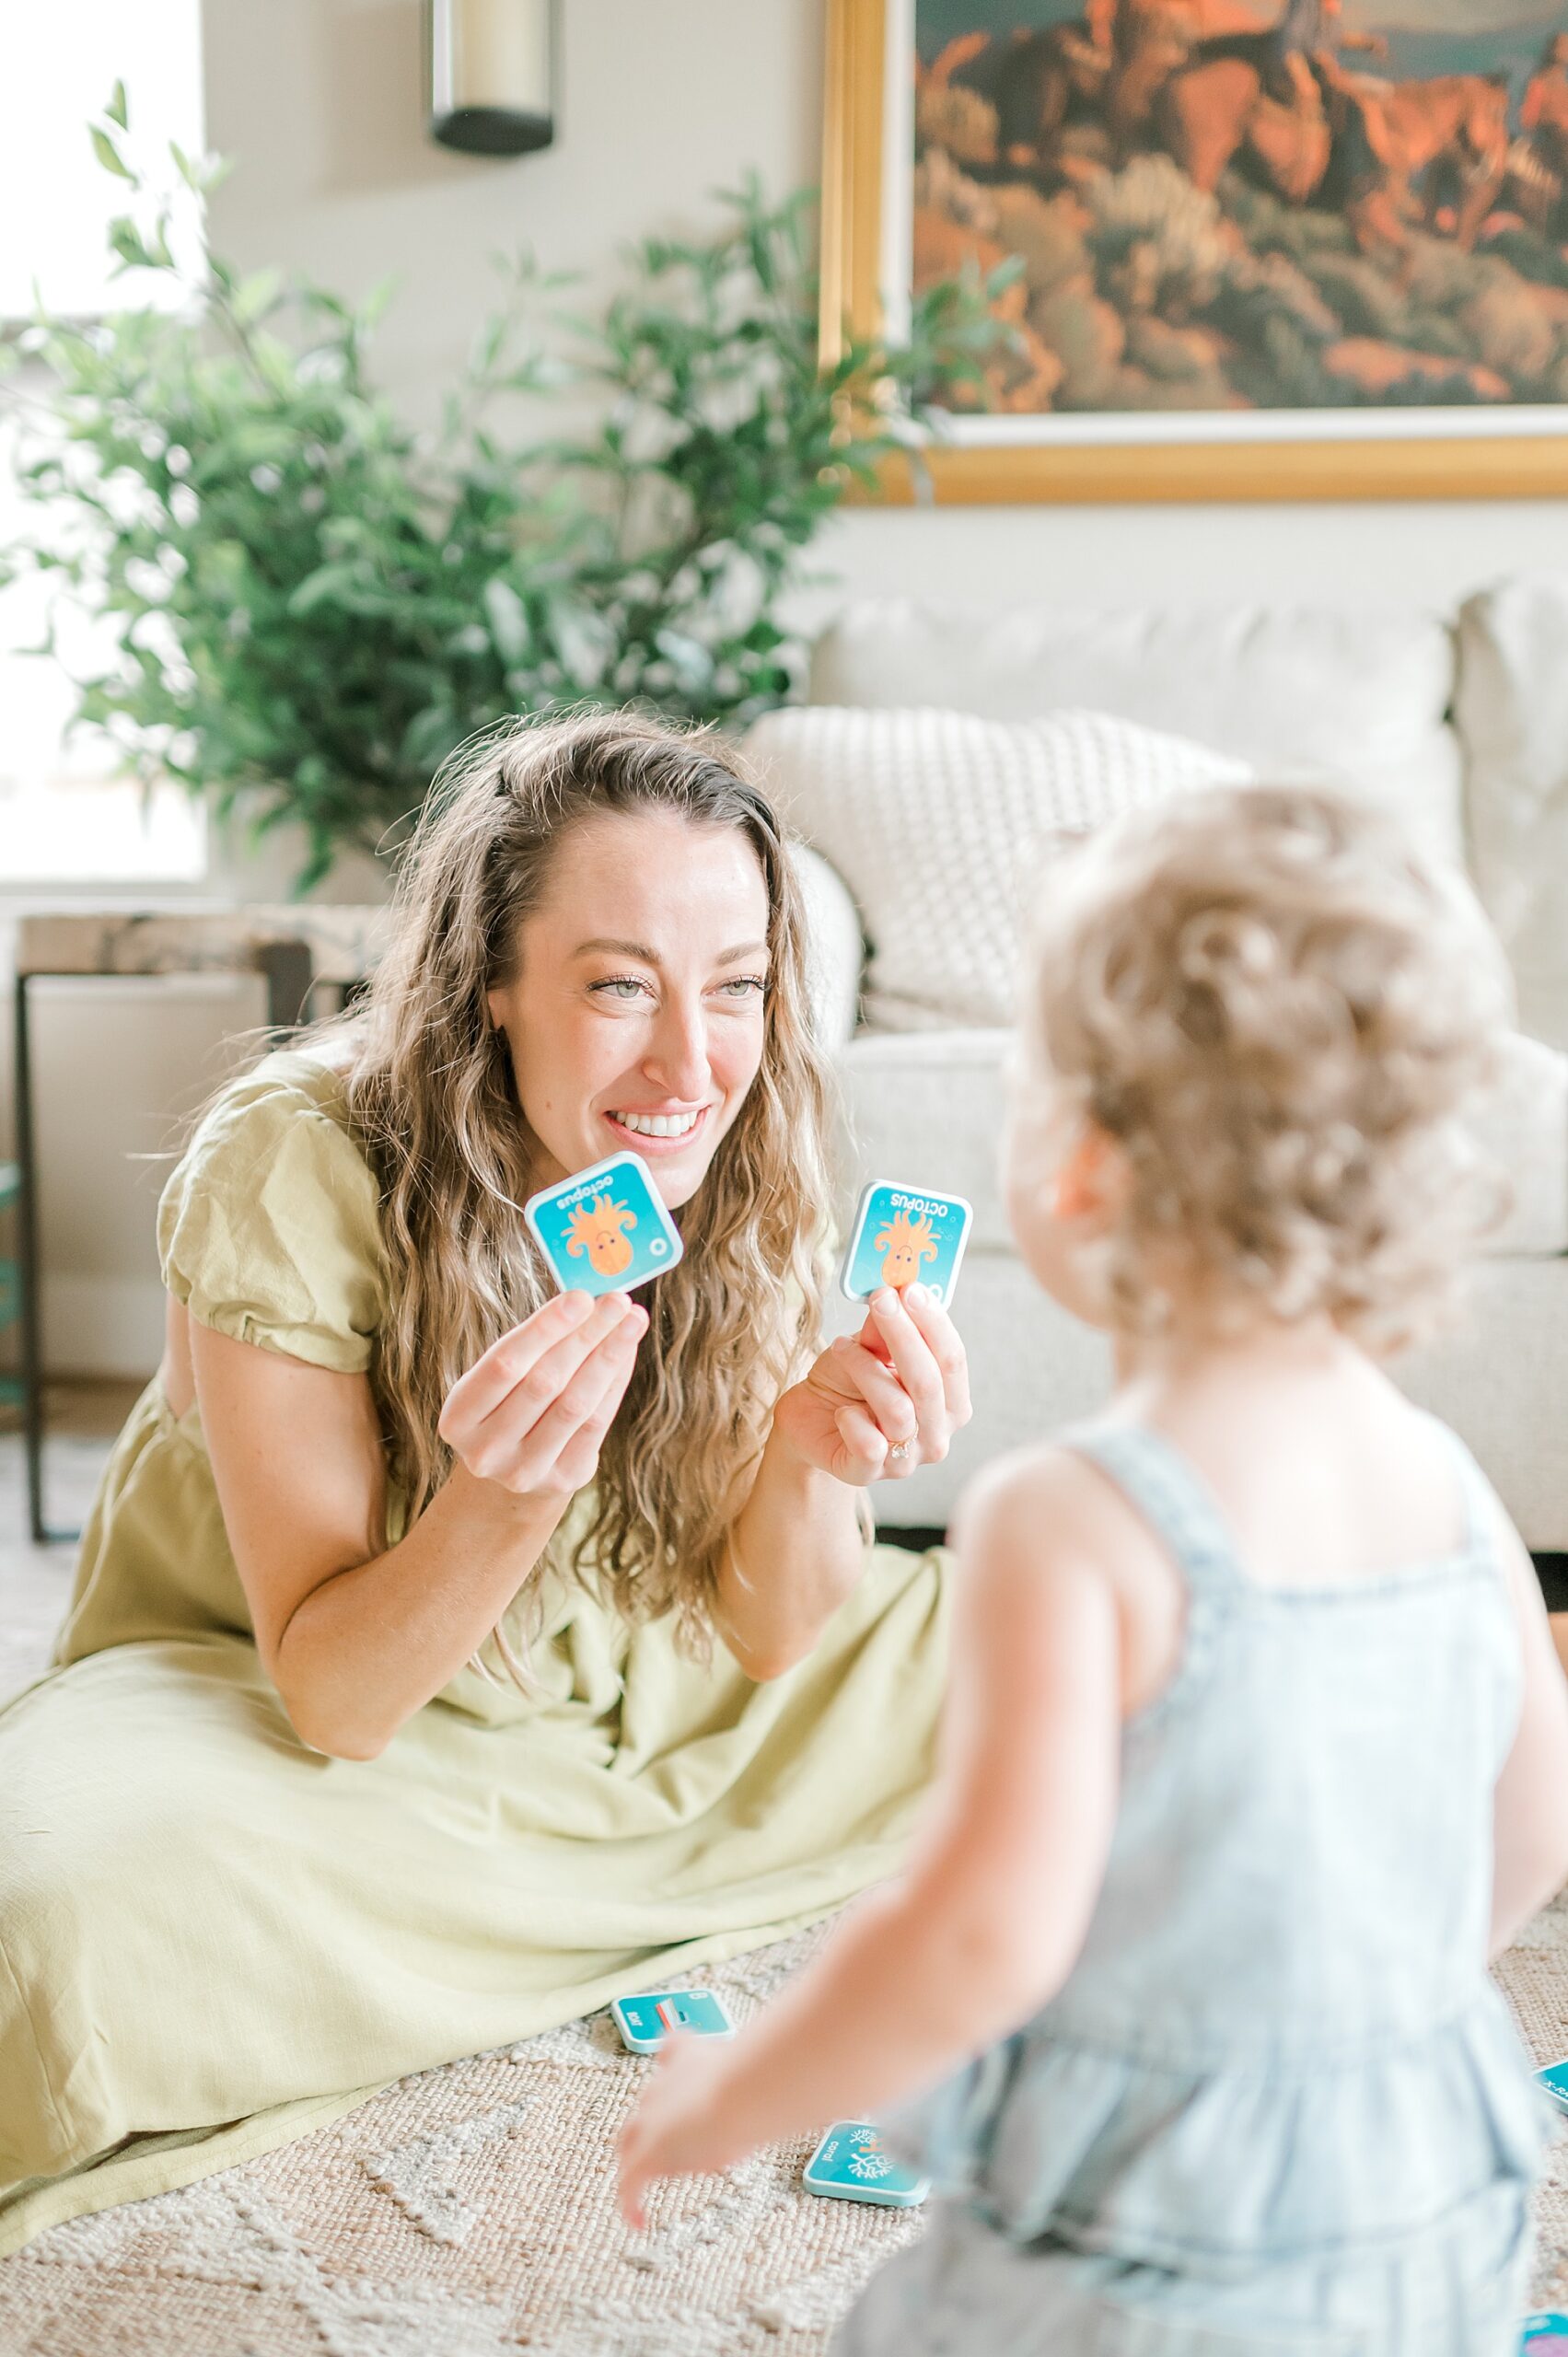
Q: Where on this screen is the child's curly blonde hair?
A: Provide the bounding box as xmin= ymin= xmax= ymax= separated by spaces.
xmin=1024 ymin=784 xmax=1515 ymax=1352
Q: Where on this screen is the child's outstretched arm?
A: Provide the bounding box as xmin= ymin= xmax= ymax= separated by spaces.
xmin=1490 ymin=1503 xmax=1568 ymax=1957
xmin=618 ymin=1452 xmax=1124 ymax=2225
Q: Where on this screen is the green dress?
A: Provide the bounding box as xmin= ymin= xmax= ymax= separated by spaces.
xmin=0 ymin=1052 xmax=950 ymax=2258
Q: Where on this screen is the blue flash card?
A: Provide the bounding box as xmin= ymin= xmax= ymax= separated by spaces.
xmin=803 ymin=2121 xmax=930 ymax=2209
xmin=841 ymin=1180 xmax=973 ymax=1311
xmin=524 ymin=1151 xmax=683 ymax=1298
xmin=1536 ymin=2061 xmax=1568 ymax=2114
xmin=1519 ymin=2319 xmax=1568 ymax=2352
xmin=610 ymin=1989 xmax=736 ymax=2054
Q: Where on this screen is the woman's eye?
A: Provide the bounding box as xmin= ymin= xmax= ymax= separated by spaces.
xmin=714 ymin=975 xmax=767 ymax=1000
xmin=592 ymin=977 xmax=653 ymax=1004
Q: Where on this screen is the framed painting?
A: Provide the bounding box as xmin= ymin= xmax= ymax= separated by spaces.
xmin=819 ymin=0 xmax=1568 ymax=497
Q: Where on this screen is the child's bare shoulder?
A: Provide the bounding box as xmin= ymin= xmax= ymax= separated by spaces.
xmin=954 ymin=1439 xmax=1185 ymax=1712
xmin=956 ymin=1437 xmax=1150 ymax=1565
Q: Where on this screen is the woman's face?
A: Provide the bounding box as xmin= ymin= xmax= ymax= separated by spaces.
xmin=487 ymin=807 xmax=772 ymax=1209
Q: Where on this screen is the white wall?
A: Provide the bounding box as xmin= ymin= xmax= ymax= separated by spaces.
xmin=13 ymin=0 xmax=1568 ymax=1376
xmin=817 ymin=499 xmax=1568 ymax=615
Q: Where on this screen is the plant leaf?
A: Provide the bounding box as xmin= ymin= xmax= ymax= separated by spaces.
xmin=90 ymin=126 xmax=134 ymax=180
xmin=482 ymin=576 xmax=529 ymax=663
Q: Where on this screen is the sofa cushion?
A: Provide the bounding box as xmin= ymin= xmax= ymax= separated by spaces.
xmin=790 ymin=843 xmax=863 ymax=1052
xmin=808 ymin=598 xmax=1463 ymax=867
xmin=832 ymin=1026 xmax=1568 ymax=1260
xmin=1457 ymin=575 xmax=1568 ymax=1052
xmin=749 ymin=705 xmax=1248 ymax=1031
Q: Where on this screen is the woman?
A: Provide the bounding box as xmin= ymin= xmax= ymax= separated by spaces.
xmin=0 ymin=714 xmax=967 ymax=2254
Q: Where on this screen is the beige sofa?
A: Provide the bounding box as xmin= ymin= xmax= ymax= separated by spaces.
xmin=763 ymin=577 xmax=1568 ymax=1548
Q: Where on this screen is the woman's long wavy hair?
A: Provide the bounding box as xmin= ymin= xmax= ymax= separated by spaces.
xmin=339 ymin=712 xmax=834 ymax=1653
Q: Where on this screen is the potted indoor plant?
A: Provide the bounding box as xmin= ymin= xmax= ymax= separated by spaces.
xmin=3 ymin=87 xmax=1008 ymax=896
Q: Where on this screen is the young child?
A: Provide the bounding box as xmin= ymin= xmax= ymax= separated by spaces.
xmin=619 ymin=784 xmax=1568 ymax=2354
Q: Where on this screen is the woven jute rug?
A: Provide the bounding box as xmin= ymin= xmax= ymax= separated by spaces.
xmin=3 ymin=1900 xmax=1568 ymax=2357
xmin=0 ymin=1921 xmax=925 ymax=2356
xmin=1497 ymin=1886 xmax=1568 ymax=2310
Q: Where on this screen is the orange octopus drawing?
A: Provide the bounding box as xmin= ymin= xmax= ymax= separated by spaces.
xmin=874 ymin=1207 xmax=941 ymax=1290
xmin=564 ymin=1192 xmax=639 ymax=1278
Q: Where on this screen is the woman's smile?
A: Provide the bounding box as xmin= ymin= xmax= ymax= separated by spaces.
xmin=601 ymin=1101 xmax=713 ymax=1156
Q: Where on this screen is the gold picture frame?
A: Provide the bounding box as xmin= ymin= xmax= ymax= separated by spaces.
xmin=819 ymin=0 xmax=1568 ymax=503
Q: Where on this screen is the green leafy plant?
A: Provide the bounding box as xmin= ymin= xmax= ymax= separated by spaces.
xmin=3 ymin=87 xmax=1008 ymax=886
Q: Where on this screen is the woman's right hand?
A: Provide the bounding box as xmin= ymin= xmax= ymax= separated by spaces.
xmin=437 ymin=1290 xmax=647 ymax=1505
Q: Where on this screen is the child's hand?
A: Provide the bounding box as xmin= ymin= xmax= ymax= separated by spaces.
xmin=772 ymin=1285 xmax=972 ymax=1489
xmin=617 ymin=2036 xmax=751 ymax=2228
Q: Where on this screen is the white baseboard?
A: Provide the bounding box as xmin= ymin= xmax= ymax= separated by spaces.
xmin=40 ymin=1276 xmax=163 ymax=1379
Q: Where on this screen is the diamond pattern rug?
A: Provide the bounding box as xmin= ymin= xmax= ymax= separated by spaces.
xmin=0 ymin=1922 xmax=927 ymax=2356
xmin=2 ymin=1907 xmax=1567 ymax=2355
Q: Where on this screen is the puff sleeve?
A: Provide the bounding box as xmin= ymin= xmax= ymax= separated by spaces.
xmin=157 ymin=1058 xmax=385 ymax=1374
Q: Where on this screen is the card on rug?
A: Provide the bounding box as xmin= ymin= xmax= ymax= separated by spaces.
xmin=1535 ymin=2061 xmax=1568 ymax=2114
xmin=610 ymin=1989 xmax=736 ymax=2053
xmin=803 ymin=2122 xmax=930 ymax=2209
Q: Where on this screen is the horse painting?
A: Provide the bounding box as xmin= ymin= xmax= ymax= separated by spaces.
xmin=912 ymin=0 xmax=1568 ymax=416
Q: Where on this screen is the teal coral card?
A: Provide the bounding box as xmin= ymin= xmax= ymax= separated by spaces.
xmin=1536 ymin=2061 xmax=1568 ymax=2113
xmin=803 ymin=2121 xmax=930 ymax=2208
xmin=610 ymin=1989 xmax=736 ymax=2053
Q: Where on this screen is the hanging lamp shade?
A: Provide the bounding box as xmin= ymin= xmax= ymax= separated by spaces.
xmin=428 ymin=0 xmax=555 ymax=157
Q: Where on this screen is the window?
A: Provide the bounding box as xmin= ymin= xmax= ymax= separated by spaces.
xmin=0 ymin=0 xmax=206 ymax=888
xmin=0 ymin=1 xmax=204 ymax=320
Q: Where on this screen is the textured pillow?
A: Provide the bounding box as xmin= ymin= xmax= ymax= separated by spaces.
xmin=746 ymin=705 xmax=1251 ymax=1031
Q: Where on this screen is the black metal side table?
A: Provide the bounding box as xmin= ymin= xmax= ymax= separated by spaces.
xmin=12 ymin=904 xmax=389 ymax=1543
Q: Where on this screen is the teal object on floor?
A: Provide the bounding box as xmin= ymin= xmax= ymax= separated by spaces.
xmin=610 ymin=1990 xmax=735 ymax=2053
xmin=1536 ymin=2060 xmax=1568 ymax=2112
xmin=1520 ymin=2318 xmax=1568 ymax=2351
xmin=804 ymin=2122 xmax=929 ymax=2209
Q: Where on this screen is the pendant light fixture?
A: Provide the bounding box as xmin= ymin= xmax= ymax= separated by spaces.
xmin=427 ymin=0 xmax=555 ymax=157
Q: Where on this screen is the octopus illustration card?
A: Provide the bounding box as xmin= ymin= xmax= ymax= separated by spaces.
xmin=803 ymin=2121 xmax=930 ymax=2209
xmin=525 ymin=1152 xmax=683 ymax=1298
xmin=1536 ymin=2060 xmax=1568 ymax=2113
xmin=841 ymin=1180 xmax=972 ymax=1311
xmin=610 ymin=1989 xmax=736 ymax=2054
xmin=1520 ymin=2320 xmax=1568 ymax=2352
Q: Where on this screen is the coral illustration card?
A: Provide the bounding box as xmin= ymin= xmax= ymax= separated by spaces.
xmin=841 ymin=1180 xmax=972 ymax=1310
xmin=525 ymin=1152 xmax=683 ymax=1297
xmin=803 ymin=2121 xmax=930 ymax=2209
xmin=610 ymin=1990 xmax=736 ymax=2053
xmin=1535 ymin=2061 xmax=1568 ymax=2113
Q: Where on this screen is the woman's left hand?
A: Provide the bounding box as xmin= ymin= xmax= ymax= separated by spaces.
xmin=771 ymin=1284 xmax=972 ymax=1490
xmin=617 ymin=2036 xmax=751 ymax=2228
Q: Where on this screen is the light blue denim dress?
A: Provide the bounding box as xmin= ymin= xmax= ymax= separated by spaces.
xmin=834 ymin=1421 xmax=1552 ymax=2357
